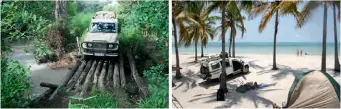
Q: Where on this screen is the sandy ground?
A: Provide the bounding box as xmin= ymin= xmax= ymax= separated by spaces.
xmin=11 ymin=44 xmax=68 ymax=99
xmin=172 ymin=53 xmax=340 ymax=108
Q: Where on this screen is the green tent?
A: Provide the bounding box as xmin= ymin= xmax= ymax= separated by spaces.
xmin=286 ymin=70 xmax=340 ymax=108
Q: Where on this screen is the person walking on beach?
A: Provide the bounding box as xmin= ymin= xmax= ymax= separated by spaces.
xmin=300 ymin=50 xmax=303 ymax=56
xmin=297 ymin=49 xmax=299 ymax=56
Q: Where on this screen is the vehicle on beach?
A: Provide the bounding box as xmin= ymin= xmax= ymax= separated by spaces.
xmin=199 ymin=55 xmax=249 ymax=80
xmin=82 ymin=11 xmax=119 ymax=59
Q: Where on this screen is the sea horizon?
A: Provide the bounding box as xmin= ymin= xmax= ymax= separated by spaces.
xmin=172 ymin=42 xmax=340 ymax=56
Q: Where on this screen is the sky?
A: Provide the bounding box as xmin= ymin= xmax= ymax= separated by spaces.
xmin=176 ymin=2 xmax=340 ymax=43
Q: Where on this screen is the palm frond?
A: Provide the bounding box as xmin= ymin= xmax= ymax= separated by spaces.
xmin=300 ymin=1 xmax=321 ymax=27
xmin=259 ymin=3 xmax=277 ymax=33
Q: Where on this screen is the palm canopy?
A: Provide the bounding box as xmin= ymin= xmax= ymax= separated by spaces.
xmin=300 ymin=1 xmax=340 ymax=26
xmin=247 ymin=1 xmax=301 ymax=32
xmin=176 ymin=1 xmax=220 ymax=47
xmin=216 ymin=1 xmax=246 ymax=40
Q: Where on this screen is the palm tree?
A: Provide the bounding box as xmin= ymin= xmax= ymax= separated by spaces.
xmin=172 ymin=1 xmax=182 ymax=79
xmin=250 ymin=1 xmax=301 ymax=70
xmin=300 ymin=1 xmax=340 ymax=72
xmin=178 ymin=2 xmax=219 ymax=62
xmin=332 ymin=3 xmax=340 ymax=72
xmin=206 ymin=1 xmax=229 ymax=99
xmin=216 ymin=2 xmax=246 ymax=58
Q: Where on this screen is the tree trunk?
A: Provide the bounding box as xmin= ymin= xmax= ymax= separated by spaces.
xmin=201 ymin=44 xmax=204 ymax=57
xmin=219 ymin=2 xmax=228 ymax=97
xmin=119 ymin=55 xmax=126 ymax=87
xmin=48 ymin=60 xmax=81 ymax=100
xmin=75 ymin=60 xmax=94 ymax=91
xmin=80 ymin=60 xmax=98 ymax=97
xmin=272 ymin=10 xmax=279 ymax=70
xmin=321 ymin=4 xmax=327 ymax=72
xmin=113 ymin=62 xmax=120 ymax=88
xmin=65 ymin=60 xmax=87 ymax=91
xmin=195 ymin=41 xmax=198 ymax=62
xmin=333 ymin=4 xmax=340 ymax=72
xmin=98 ymin=61 xmax=108 ymax=91
xmin=232 ymin=36 xmax=236 ymax=58
xmin=173 ymin=15 xmax=181 ymax=79
xmin=40 ymin=82 xmax=58 ymax=90
xmin=229 ymin=38 xmax=232 ymax=57
xmin=127 ymin=51 xmax=148 ymax=97
xmin=93 ymin=60 xmax=103 ymax=86
xmin=54 ymin=0 xmax=67 ymax=19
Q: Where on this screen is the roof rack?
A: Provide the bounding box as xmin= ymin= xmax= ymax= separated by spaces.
xmin=92 ymin=11 xmax=116 ymax=19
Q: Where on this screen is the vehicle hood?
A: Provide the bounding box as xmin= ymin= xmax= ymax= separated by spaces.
xmin=84 ymin=33 xmax=118 ymax=43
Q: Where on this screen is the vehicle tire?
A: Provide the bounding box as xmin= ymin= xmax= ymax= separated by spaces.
xmin=84 ymin=55 xmax=91 ymax=60
xmin=244 ymin=65 xmax=249 ymax=73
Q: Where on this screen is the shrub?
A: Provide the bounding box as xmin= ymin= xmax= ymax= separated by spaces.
xmin=1 ymin=56 xmax=31 ymax=108
xmin=68 ymin=90 xmax=118 ymax=108
xmin=137 ymin=65 xmax=168 ymax=108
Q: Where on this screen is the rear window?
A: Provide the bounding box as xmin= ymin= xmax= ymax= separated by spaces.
xmin=211 ymin=62 xmax=221 ymax=69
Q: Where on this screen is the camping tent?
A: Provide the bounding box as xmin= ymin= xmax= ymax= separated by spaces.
xmin=286 ymin=70 xmax=340 ymax=108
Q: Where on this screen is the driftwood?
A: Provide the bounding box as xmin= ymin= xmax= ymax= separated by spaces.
xmin=48 ymin=60 xmax=82 ymax=100
xmin=65 ymin=60 xmax=87 ymax=91
xmin=127 ymin=52 xmax=148 ymax=97
xmin=98 ymin=61 xmax=108 ymax=91
xmin=40 ymin=82 xmax=58 ymax=90
xmin=75 ymin=60 xmax=94 ymax=91
xmin=113 ymin=62 xmax=120 ymax=88
xmin=119 ymin=55 xmax=126 ymax=87
xmin=80 ymin=60 xmax=98 ymax=97
xmin=106 ymin=61 xmax=114 ymax=85
xmin=93 ymin=60 xmax=103 ymax=86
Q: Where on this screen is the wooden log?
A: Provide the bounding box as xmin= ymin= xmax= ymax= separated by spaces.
xmin=48 ymin=60 xmax=82 ymax=100
xmin=113 ymin=62 xmax=120 ymax=88
xmin=40 ymin=82 xmax=58 ymax=90
xmin=93 ymin=60 xmax=103 ymax=86
xmin=80 ymin=60 xmax=98 ymax=97
xmin=127 ymin=52 xmax=148 ymax=97
xmin=106 ymin=61 xmax=114 ymax=85
xmin=74 ymin=59 xmax=94 ymax=91
xmin=65 ymin=60 xmax=89 ymax=92
xmin=30 ymin=88 xmax=55 ymax=107
xmin=98 ymin=61 xmax=108 ymax=91
xmin=119 ymin=55 xmax=126 ymax=87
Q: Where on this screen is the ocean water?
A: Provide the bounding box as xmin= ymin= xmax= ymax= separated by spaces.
xmin=172 ymin=42 xmax=340 ymax=56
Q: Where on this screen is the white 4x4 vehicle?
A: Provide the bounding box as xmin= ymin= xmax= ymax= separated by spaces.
xmin=82 ymin=11 xmax=119 ymax=59
xmin=200 ymin=56 xmax=249 ymax=80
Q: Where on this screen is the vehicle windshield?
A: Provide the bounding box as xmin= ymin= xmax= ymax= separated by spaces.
xmin=90 ymin=22 xmax=116 ymax=33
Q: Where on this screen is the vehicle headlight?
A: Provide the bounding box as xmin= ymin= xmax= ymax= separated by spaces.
xmin=87 ymin=43 xmax=92 ymax=47
xmin=108 ymin=44 xmax=113 ymax=48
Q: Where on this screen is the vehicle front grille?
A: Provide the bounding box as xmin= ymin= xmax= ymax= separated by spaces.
xmin=92 ymin=43 xmax=107 ymax=48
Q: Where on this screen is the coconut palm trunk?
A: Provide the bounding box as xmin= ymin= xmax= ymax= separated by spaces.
xmin=232 ymin=36 xmax=236 ymax=58
xmin=321 ymin=4 xmax=327 ymax=72
xmin=201 ymin=44 xmax=204 ymax=57
xmin=272 ymin=10 xmax=279 ymax=70
xmin=229 ymin=38 xmax=232 ymax=57
xmin=333 ymin=4 xmax=340 ymax=72
xmin=195 ymin=41 xmax=198 ymax=62
xmin=219 ymin=2 xmax=228 ymax=96
xmin=173 ymin=15 xmax=181 ymax=79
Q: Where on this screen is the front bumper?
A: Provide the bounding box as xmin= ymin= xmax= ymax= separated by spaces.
xmin=82 ymin=42 xmax=119 ymax=57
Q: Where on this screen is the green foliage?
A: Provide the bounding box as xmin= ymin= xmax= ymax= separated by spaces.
xmin=1 ymin=56 xmax=31 ymax=108
xmin=137 ymin=65 xmax=168 ymax=108
xmin=67 ymin=12 xmax=93 ymax=39
xmin=68 ymin=90 xmax=118 ymax=108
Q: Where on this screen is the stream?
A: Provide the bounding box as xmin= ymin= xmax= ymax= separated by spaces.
xmin=10 ymin=41 xmax=68 ymax=99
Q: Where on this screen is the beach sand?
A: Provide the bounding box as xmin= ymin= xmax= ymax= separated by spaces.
xmin=172 ymin=53 xmax=340 ymax=108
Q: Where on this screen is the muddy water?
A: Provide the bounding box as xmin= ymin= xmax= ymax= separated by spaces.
xmin=10 ymin=42 xmax=68 ymax=99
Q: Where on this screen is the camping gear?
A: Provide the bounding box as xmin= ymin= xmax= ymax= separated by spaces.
xmin=236 ymin=82 xmax=259 ymax=93
xmin=286 ymin=70 xmax=340 ymax=108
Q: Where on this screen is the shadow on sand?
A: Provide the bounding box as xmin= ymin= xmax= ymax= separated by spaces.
xmin=173 ymin=69 xmax=200 ymax=92
xmin=198 ymin=72 xmax=250 ymax=89
xmin=257 ymin=64 xmax=311 ymax=80
xmin=188 ymin=86 xmax=282 ymax=108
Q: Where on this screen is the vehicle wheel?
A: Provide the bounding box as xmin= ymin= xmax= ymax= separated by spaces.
xmin=84 ymin=55 xmax=91 ymax=60
xmin=244 ymin=65 xmax=249 ymax=73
